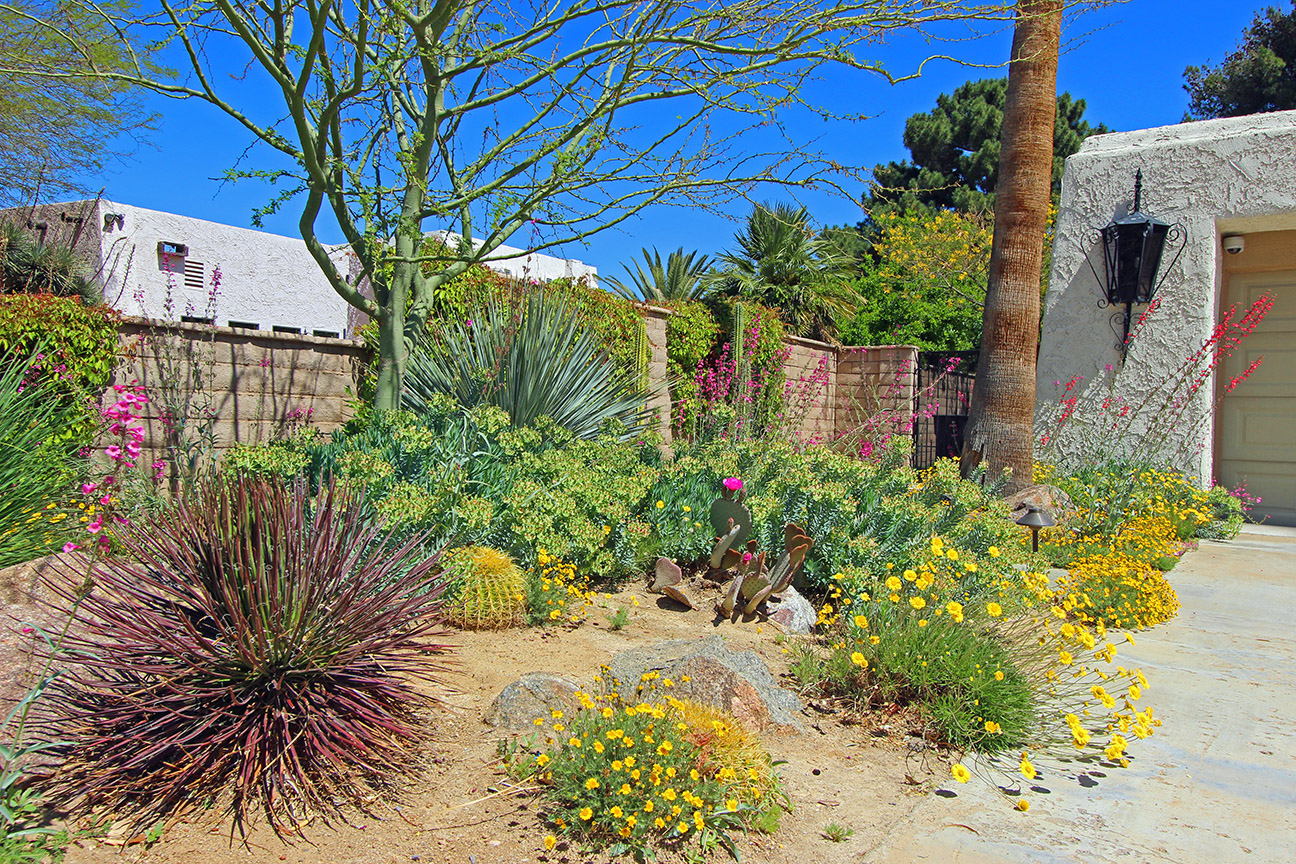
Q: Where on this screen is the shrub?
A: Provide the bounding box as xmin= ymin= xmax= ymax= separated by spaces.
xmin=525 ymin=687 xmax=782 ymax=859
xmin=805 ymin=536 xmax=1038 ymax=753
xmin=41 ymin=478 xmax=453 ymax=835
xmin=663 ymin=300 xmax=720 ymax=430
xmin=800 ymin=553 xmax=1162 ymax=803
xmin=525 ymin=549 xmax=595 ymax=626
xmin=0 ymin=294 xmax=120 ymax=444
xmin=0 ymin=222 xmax=96 ymax=301
xmin=444 ymin=545 xmax=527 ymax=630
xmin=505 ymin=433 xmax=660 ymax=580
xmin=648 ymin=442 xmax=1024 ymax=593
xmin=1054 ymin=553 xmax=1180 ymax=631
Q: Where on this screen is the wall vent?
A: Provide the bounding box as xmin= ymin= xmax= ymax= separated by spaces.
xmin=183 ymin=259 xmax=205 ymax=293
xmin=227 ymin=320 xmax=260 ymax=330
xmin=312 ymin=329 xmax=340 ymax=339
xmin=272 ymin=325 xmax=302 ymax=335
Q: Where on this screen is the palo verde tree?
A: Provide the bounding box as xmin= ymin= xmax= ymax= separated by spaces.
xmin=9 ymin=1 xmax=1021 ymax=409
xmin=0 ymin=0 xmax=156 ymax=205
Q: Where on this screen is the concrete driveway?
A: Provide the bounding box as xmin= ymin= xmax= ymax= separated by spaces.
xmin=863 ymin=526 xmax=1296 ymax=863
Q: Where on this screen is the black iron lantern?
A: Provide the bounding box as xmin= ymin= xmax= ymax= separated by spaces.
xmin=1086 ymin=170 xmax=1185 ymax=358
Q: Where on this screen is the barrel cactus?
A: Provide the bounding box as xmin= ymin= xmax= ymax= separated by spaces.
xmin=444 ymin=546 xmax=527 ymax=630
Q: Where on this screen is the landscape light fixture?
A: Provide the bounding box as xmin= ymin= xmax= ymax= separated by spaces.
xmin=1085 ymin=170 xmax=1185 ymax=360
xmin=1015 ymin=505 xmax=1055 ymax=553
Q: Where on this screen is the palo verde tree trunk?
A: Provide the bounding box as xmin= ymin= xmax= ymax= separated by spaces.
xmin=960 ymin=0 xmax=1061 ymax=494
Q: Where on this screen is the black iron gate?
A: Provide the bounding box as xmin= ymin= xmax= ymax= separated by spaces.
xmin=912 ymin=350 xmax=977 ymax=469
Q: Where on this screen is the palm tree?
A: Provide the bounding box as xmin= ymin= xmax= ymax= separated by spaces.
xmin=603 ymin=247 xmax=712 ymax=303
xmin=959 ymin=0 xmax=1062 ymax=493
xmin=709 ymin=202 xmax=860 ymax=339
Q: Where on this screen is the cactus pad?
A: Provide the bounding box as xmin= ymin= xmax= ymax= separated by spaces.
xmin=709 ymin=497 xmax=751 ymax=551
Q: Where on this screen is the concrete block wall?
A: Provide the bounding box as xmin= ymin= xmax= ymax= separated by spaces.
xmin=837 ymin=346 xmax=921 ymax=451
xmin=779 ymin=336 xmax=839 ymax=443
xmin=108 ymin=312 xmax=922 ymax=476
xmin=114 ymin=319 xmax=367 ymax=479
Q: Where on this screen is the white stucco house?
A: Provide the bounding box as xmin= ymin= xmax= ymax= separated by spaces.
xmin=1039 ymin=110 xmax=1296 ymax=524
xmin=1 ymin=200 xmax=599 ymax=339
xmin=425 ymin=230 xmax=599 ymax=284
xmin=2 ymin=198 xmax=354 ymax=336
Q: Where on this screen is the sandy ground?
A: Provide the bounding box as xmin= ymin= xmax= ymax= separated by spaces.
xmin=1 ymin=576 xmax=945 ymax=864
xmin=11 ymin=529 xmax=1291 ymax=864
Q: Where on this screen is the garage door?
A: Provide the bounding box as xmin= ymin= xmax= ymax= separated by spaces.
xmin=1217 ymin=270 xmax=1296 ymax=526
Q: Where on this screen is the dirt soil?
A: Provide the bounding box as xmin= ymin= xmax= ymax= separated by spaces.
xmin=6 ymin=570 xmax=948 ymax=864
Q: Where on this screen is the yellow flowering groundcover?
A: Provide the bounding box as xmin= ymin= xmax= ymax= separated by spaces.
xmin=516 ymin=678 xmax=785 ymax=859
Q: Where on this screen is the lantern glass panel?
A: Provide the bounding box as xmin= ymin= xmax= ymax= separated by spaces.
xmin=1135 ymin=222 xmax=1170 ymax=303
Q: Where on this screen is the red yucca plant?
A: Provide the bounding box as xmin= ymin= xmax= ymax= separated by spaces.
xmin=38 ymin=477 xmax=452 ymax=836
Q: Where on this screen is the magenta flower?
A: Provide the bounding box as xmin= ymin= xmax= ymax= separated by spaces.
xmin=722 ymin=477 xmax=743 ymax=492
xmin=87 ymin=516 xmax=103 ymax=534
xmin=741 ymin=552 xmax=753 ymax=565
xmin=62 ymin=542 xmax=79 ymax=553
xmin=104 ymin=444 xmax=123 ymax=460
xmin=81 ymin=482 xmax=98 ymax=495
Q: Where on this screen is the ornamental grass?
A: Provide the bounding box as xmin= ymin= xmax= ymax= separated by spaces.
xmin=38 ymin=478 xmax=453 ymax=837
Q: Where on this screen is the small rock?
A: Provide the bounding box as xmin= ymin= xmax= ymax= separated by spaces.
xmin=765 ymin=586 xmax=815 ymax=635
xmin=483 ymin=673 xmax=581 ymax=730
xmin=1004 ymin=484 xmax=1073 ymax=521
xmin=607 ymin=635 xmax=803 ymax=733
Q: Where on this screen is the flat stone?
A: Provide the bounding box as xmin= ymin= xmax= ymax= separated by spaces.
xmin=765 ymin=585 xmax=816 ymax=636
xmin=483 ymin=672 xmax=581 ymax=730
xmin=607 ymin=635 xmax=803 ymax=733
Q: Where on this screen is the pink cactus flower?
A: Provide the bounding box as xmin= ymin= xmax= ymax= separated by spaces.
xmin=722 ymin=477 xmax=743 ymax=492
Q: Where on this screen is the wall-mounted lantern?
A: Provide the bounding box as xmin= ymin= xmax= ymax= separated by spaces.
xmin=1085 ymin=170 xmax=1185 ymax=359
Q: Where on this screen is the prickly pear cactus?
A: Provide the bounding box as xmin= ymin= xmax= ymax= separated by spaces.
xmin=710 ymin=478 xmax=751 ymax=553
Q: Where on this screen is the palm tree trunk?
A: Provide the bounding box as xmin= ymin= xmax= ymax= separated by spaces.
xmin=960 ymin=0 xmax=1061 ymax=493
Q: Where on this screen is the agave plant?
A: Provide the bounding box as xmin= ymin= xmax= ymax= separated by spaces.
xmin=0 ymin=349 xmax=84 ymax=568
xmin=40 ymin=478 xmax=452 ymax=836
xmin=603 ymin=247 xmax=712 ymax=303
xmin=403 ymin=287 xmax=655 ymax=440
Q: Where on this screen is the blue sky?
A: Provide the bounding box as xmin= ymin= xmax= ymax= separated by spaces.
xmin=80 ymin=1 xmax=1273 ymax=278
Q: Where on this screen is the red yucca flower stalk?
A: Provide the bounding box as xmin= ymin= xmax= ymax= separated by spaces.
xmin=37 ymin=478 xmax=452 ymax=837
